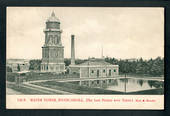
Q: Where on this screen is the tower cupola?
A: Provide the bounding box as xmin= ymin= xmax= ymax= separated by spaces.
xmin=46 ymin=11 xmax=60 ymax=23
xmin=46 ymin=11 xmax=60 ymax=29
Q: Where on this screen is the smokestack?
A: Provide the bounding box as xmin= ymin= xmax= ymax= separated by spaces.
xmin=71 ymin=35 xmax=75 ymax=65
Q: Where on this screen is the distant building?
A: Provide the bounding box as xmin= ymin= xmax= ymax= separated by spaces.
xmin=41 ymin=12 xmax=65 ymax=73
xmin=69 ymin=35 xmax=119 ymax=78
xmin=7 ymin=59 xmax=30 ymax=72
xmin=125 ymin=58 xmax=138 ymax=62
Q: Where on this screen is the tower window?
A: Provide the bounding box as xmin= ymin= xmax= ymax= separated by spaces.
xmin=103 ymin=69 xmax=105 ymax=73
xmin=91 ymin=70 xmax=94 ymax=73
xmin=57 ymin=38 xmax=59 ymax=44
xmin=52 ymin=38 xmax=55 ymax=44
xmin=109 ymin=69 xmax=111 ymax=76
xmin=114 ymin=69 xmax=116 ymax=72
xmin=97 ymin=80 xmax=99 ymax=84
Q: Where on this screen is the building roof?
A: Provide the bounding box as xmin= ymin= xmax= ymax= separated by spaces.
xmin=7 ymin=59 xmax=30 ymax=64
xmin=46 ymin=11 xmax=60 ymax=23
xmin=69 ymin=58 xmax=119 ymax=68
xmin=77 ymin=58 xmax=113 ymax=66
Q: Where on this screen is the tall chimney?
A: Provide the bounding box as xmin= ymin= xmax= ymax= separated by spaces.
xmin=71 ymin=35 xmax=75 ymax=65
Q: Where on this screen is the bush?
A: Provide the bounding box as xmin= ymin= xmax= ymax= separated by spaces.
xmin=6 ymin=66 xmax=12 ymax=72
xmin=6 ymin=72 xmax=18 ymax=82
xmin=29 ymin=59 xmax=42 ymax=71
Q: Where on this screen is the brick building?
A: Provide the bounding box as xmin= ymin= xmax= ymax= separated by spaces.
xmin=69 ymin=58 xmax=119 ymax=78
xmin=41 ymin=12 xmax=65 ymax=73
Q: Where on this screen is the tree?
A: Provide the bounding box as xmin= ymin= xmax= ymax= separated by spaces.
xmin=104 ymin=57 xmax=164 ymax=77
xmin=64 ymin=58 xmax=71 ymax=66
xmin=135 ymin=58 xmax=144 ymax=74
xmin=7 ymin=66 xmax=12 ymax=72
xmin=105 ymin=57 xmax=118 ymax=64
xmin=150 ymin=57 xmax=164 ymax=76
xmin=29 ymin=60 xmax=42 ymax=70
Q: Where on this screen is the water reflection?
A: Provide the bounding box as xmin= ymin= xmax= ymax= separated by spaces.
xmin=106 ymin=78 xmax=163 ymax=92
xmin=148 ymin=80 xmax=164 ymax=89
xmin=69 ymin=78 xmax=164 ymax=93
xmin=111 ymin=79 xmax=118 ymax=86
xmin=137 ymin=80 xmax=144 ymax=87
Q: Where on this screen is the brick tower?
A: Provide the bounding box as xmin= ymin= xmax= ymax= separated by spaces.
xmin=41 ymin=11 xmax=65 ymax=73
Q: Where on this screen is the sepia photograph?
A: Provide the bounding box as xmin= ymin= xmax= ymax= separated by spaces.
xmin=6 ymin=7 xmax=164 ymax=109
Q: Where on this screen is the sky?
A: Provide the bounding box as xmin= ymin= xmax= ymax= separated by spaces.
xmin=7 ymin=7 xmax=164 ymax=60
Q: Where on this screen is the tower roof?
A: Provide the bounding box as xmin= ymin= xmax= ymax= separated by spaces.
xmin=46 ymin=11 xmax=60 ymax=23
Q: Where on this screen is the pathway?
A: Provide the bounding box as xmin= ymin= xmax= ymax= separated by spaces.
xmin=23 ymin=83 xmax=73 ymax=95
xmin=6 ymin=88 xmax=22 ymax=95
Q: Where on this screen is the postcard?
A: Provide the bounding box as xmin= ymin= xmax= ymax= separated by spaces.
xmin=6 ymin=7 xmax=164 ymax=109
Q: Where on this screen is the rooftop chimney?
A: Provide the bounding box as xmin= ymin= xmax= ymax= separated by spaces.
xmin=71 ymin=35 xmax=75 ymax=65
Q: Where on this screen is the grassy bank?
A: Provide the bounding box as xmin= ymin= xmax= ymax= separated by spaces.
xmin=127 ymin=88 xmax=164 ymax=95
xmin=119 ymin=73 xmax=164 ymax=79
xmin=6 ymin=72 xmax=79 ymax=82
xmin=7 ymin=83 xmax=51 ymax=94
xmin=7 ymin=81 xmax=164 ymax=95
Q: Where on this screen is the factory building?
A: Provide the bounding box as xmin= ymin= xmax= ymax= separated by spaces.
xmin=69 ymin=35 xmax=119 ymax=78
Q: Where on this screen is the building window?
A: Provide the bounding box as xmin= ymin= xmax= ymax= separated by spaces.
xmin=114 ymin=69 xmax=116 ymax=72
xmin=97 ymin=70 xmax=99 ymax=77
xmin=103 ymin=69 xmax=105 ymax=73
xmin=73 ymin=72 xmax=76 ymax=74
xmin=50 ymin=66 xmax=53 ymax=70
xmin=97 ymin=80 xmax=99 ymax=84
xmin=47 ymin=65 xmax=48 ymax=70
xmin=109 ymin=69 xmax=111 ymax=76
xmin=91 ymin=70 xmax=94 ymax=73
